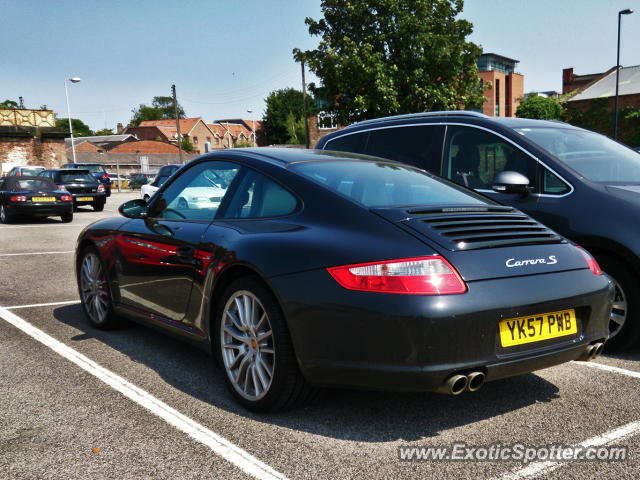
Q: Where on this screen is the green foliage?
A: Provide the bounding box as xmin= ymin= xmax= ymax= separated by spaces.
xmin=94 ymin=128 xmax=114 ymax=136
xmin=56 ymin=118 xmax=93 ymax=137
xmin=181 ymin=137 xmax=195 ymax=152
xmin=516 ymin=95 xmax=564 ymax=120
xmin=0 ymin=99 xmax=18 ymax=109
xmin=285 ymin=112 xmax=306 ymax=144
xmin=295 ymin=0 xmax=486 ymax=125
xmin=263 ymin=88 xmax=315 ymax=144
xmin=234 ymin=140 xmax=254 ymax=148
xmin=130 ymin=96 xmax=186 ymax=126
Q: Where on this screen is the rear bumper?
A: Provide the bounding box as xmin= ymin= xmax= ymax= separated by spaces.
xmin=5 ymin=203 xmax=72 ymax=217
xmin=270 ymin=269 xmax=613 ymax=392
xmin=72 ymin=193 xmax=107 ymax=205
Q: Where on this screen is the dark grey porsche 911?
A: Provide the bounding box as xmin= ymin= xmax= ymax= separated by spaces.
xmin=75 ymin=148 xmax=612 ymax=411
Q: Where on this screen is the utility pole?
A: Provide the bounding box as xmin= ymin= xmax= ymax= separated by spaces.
xmin=172 ymin=84 xmax=184 ymax=164
xmin=301 ymin=61 xmax=310 ymax=149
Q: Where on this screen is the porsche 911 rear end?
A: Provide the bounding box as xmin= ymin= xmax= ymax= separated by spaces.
xmin=282 ymin=161 xmax=613 ymax=395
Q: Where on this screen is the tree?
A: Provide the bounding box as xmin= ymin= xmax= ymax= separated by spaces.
xmin=130 ymin=96 xmax=185 ymax=126
xmin=56 ymin=118 xmax=93 ymax=137
xmin=263 ymin=88 xmax=315 ymax=144
xmin=516 ymin=95 xmax=564 ymax=120
xmin=94 ymin=128 xmax=114 ymax=136
xmin=295 ymin=0 xmax=486 ymax=125
xmin=0 ymin=99 xmax=18 ymax=109
xmin=181 ymin=137 xmax=195 ymax=152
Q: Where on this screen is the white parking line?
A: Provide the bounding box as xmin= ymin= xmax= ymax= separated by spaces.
xmin=497 ymin=420 xmax=640 ymax=480
xmin=6 ymin=300 xmax=80 ymax=310
xmin=0 ymin=305 xmax=288 ymax=480
xmin=0 ymin=224 xmax=85 ymax=229
xmin=573 ymin=360 xmax=640 ymax=380
xmin=0 ymin=251 xmax=74 ymax=257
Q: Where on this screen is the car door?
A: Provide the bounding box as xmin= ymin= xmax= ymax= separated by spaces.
xmin=441 ymin=124 xmax=540 ymax=217
xmin=114 ymin=160 xmax=241 ymax=323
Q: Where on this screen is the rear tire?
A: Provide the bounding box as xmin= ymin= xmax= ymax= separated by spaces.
xmin=93 ymin=201 xmax=105 ymax=212
xmin=214 ymin=276 xmax=315 ymax=412
xmin=597 ymin=254 xmax=640 ymax=352
xmin=61 ymin=212 xmax=73 ymax=223
xmin=77 ymin=246 xmax=121 ymax=329
xmin=0 ymin=204 xmax=12 ymax=224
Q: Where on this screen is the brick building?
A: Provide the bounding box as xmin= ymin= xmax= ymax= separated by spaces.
xmin=0 ymin=109 xmax=66 ymax=174
xmin=476 ymin=53 xmax=524 ymax=117
xmin=124 ymin=118 xmax=218 ymax=155
xmin=563 ymin=65 xmax=640 ymax=113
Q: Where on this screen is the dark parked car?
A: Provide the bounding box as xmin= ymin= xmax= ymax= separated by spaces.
xmin=317 ymin=111 xmax=640 ymax=351
xmin=63 ymin=163 xmax=112 ymax=196
xmin=157 ymin=164 xmax=182 ymax=178
xmin=75 ymin=149 xmax=611 ymax=411
xmin=0 ymin=176 xmax=73 ymax=223
xmin=129 ymin=173 xmax=153 ymax=189
xmin=5 ymin=165 xmax=45 ymax=177
xmin=40 ymin=169 xmax=107 ymax=211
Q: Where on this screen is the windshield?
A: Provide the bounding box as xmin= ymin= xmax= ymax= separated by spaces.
xmin=8 ymin=178 xmax=55 ymax=192
xmin=80 ymin=165 xmax=106 ymax=173
xmin=60 ymin=172 xmax=97 ymax=183
xmin=515 ymin=127 xmax=640 ymax=183
xmin=291 ymin=160 xmax=493 ymax=208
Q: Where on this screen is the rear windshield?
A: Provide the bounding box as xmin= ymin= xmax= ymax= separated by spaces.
xmin=20 ymin=168 xmax=45 ymax=176
xmin=290 ymin=160 xmax=492 ymax=208
xmin=77 ymin=165 xmax=105 ymax=173
xmin=8 ymin=178 xmax=56 ymax=192
xmin=59 ymin=172 xmax=97 ymax=183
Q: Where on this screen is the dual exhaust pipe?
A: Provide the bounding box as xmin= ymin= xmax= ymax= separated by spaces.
xmin=577 ymin=342 xmax=605 ymax=362
xmin=438 ymin=371 xmax=486 ymax=395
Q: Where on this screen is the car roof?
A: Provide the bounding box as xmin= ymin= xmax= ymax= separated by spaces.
xmin=49 ymin=169 xmax=91 ymax=174
xmin=198 ymin=147 xmax=404 ymax=168
xmin=336 ymin=111 xmax=583 ymax=133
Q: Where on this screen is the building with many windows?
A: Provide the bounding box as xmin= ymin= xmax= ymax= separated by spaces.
xmin=476 ymin=53 xmax=524 ymax=117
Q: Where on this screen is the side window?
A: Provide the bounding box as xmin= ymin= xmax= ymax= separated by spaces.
xmin=444 ymin=126 xmax=538 ymax=191
xmin=150 ymin=161 xmax=240 ymax=220
xmin=364 ymin=125 xmax=444 ymax=171
xmin=542 ymin=168 xmax=570 ymax=194
xmin=323 ymin=131 xmax=368 ymax=154
xmin=224 ymin=169 xmax=297 ymax=219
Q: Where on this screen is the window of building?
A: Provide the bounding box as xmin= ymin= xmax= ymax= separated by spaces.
xmin=318 ymin=111 xmax=337 ymax=130
xmin=193 ymin=136 xmax=198 ymax=144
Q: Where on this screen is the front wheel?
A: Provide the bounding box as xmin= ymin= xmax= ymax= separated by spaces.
xmin=597 ymin=254 xmax=640 ymax=352
xmin=78 ymin=246 xmax=120 ymax=329
xmin=215 ymin=277 xmax=314 ymax=411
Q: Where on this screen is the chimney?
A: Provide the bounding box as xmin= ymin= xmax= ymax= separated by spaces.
xmin=562 ymin=68 xmax=574 ymax=95
xmin=117 ymin=122 xmax=124 ymax=134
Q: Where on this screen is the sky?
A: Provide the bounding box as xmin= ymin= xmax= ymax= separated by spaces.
xmin=1 ymin=0 xmax=639 ymax=132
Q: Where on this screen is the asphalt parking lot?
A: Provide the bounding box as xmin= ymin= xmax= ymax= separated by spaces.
xmin=1 ymin=191 xmax=640 ymax=479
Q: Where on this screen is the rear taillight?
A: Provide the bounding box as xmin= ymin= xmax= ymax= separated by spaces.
xmin=576 ymin=246 xmax=602 ymax=275
xmin=61 ymin=195 xmax=73 ymax=202
xmin=10 ymin=195 xmax=27 ymax=202
xmin=16 ymin=171 xmax=21 ymax=176
xmin=97 ymin=184 xmax=105 ymax=192
xmin=101 ymin=173 xmax=109 ymax=179
xmin=327 ymin=256 xmax=467 ymax=295
xmin=57 ymin=185 xmax=67 ymax=191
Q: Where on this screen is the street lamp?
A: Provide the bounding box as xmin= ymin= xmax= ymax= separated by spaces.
xmin=64 ymin=77 xmax=82 ymax=163
xmin=247 ymin=108 xmax=256 ymax=147
xmin=615 ymin=8 xmax=633 ymax=140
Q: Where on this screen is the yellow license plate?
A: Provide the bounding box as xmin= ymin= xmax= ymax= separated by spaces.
xmin=77 ymin=196 xmax=93 ymax=201
xmin=32 ymin=197 xmax=56 ymax=202
xmin=499 ymin=309 xmax=577 ymax=347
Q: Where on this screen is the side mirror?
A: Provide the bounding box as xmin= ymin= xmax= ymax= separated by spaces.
xmin=119 ymin=199 xmax=148 ymax=219
xmin=492 ymin=170 xmax=533 ymax=195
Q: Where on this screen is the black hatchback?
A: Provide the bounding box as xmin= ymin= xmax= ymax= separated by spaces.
xmin=62 ymin=163 xmax=112 ymax=196
xmin=318 ymin=111 xmax=640 ymax=351
xmin=39 ymin=169 xmax=107 ymax=211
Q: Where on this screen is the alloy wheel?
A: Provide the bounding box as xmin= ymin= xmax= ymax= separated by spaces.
xmin=80 ymin=252 xmax=110 ymax=325
xmin=609 ymin=279 xmax=627 ymax=339
xmin=220 ymin=290 xmax=275 ymax=401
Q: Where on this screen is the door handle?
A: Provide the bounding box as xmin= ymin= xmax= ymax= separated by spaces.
xmin=176 ymin=246 xmax=195 ymax=259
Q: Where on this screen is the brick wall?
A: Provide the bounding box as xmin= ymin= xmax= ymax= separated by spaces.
xmin=0 ymin=127 xmax=66 ymax=174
